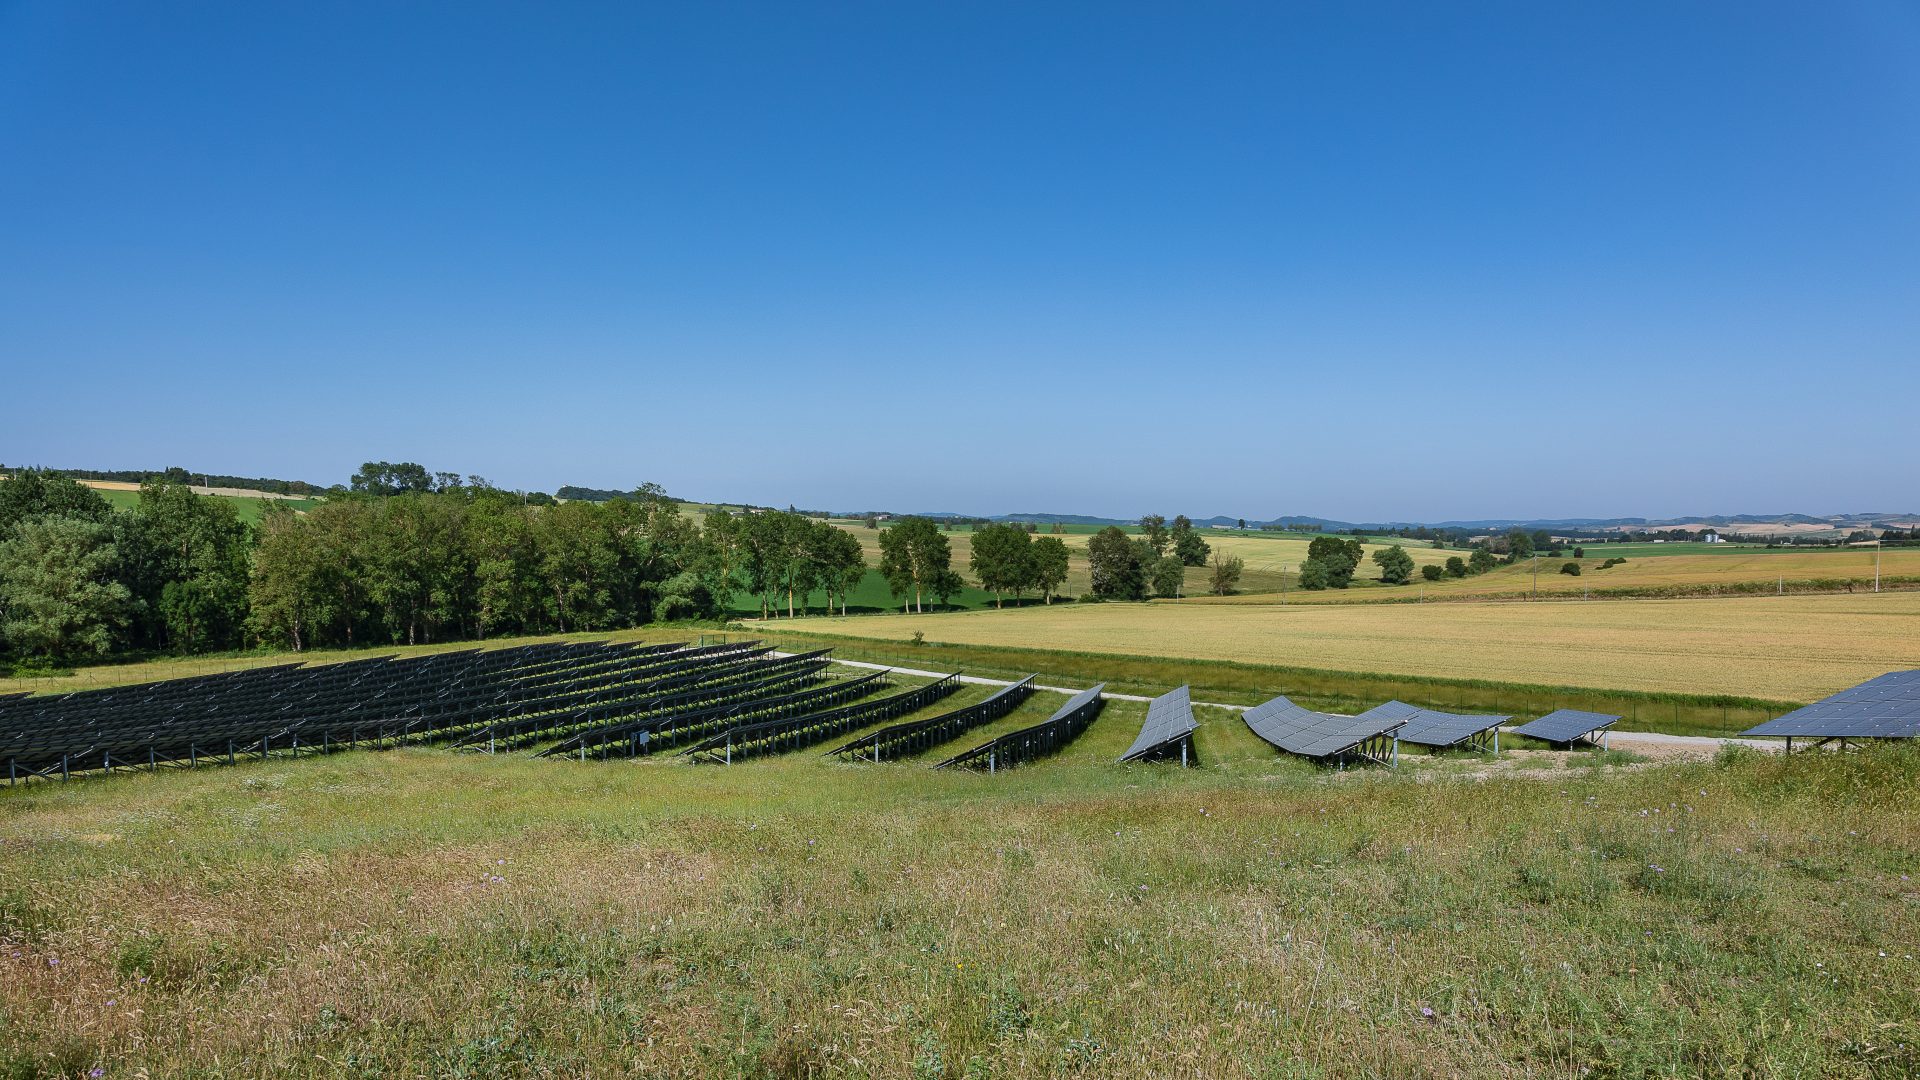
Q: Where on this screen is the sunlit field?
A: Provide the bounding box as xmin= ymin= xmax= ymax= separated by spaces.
xmin=1180 ymin=546 xmax=1920 ymax=604
xmin=768 ymin=592 xmax=1920 ymax=702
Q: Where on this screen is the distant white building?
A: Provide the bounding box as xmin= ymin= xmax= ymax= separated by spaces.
xmin=1701 ymin=530 xmax=1724 ymax=543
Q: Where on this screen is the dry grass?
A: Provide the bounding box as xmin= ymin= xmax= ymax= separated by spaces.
xmin=1184 ymin=547 xmax=1920 ymax=604
xmin=768 ymin=592 xmax=1920 ymax=701
xmin=3 ymin=735 xmax=1916 ymax=1078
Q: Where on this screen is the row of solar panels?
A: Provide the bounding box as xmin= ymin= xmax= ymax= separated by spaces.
xmin=9 ymin=652 xmax=1914 ymax=783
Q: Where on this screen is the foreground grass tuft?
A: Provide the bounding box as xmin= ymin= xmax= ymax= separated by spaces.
xmin=3 ymin=739 xmax=1918 ymax=1078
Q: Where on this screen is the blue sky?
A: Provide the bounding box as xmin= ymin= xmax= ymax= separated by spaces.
xmin=3 ymin=2 xmax=1917 ymax=521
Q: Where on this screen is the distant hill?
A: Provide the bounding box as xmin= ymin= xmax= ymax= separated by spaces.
xmin=839 ymin=508 xmax=1920 ymax=537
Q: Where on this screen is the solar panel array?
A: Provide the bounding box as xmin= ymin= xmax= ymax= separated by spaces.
xmin=1511 ymin=709 xmax=1620 ymax=746
xmin=681 ymin=674 xmax=964 ymax=764
xmin=937 ymin=684 xmax=1106 ymax=771
xmin=1741 ymin=669 xmax=1920 ymax=740
xmin=534 ymin=656 xmax=870 ymax=759
xmin=1241 ymin=695 xmax=1406 ymax=762
xmin=1359 ymin=701 xmax=1507 ymax=749
xmin=1 ymin=641 xmax=626 ymax=780
xmin=830 ymin=675 xmax=1037 ymax=762
xmin=1118 ymin=685 xmax=1198 ymax=764
xmin=0 ymin=640 xmax=883 ymax=782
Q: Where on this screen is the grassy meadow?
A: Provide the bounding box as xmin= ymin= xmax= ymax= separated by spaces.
xmin=87 ymin=485 xmax=323 ymax=525
xmin=4 ymin=719 xmax=1918 ymax=1078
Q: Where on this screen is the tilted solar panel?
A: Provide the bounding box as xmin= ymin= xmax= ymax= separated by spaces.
xmin=1741 ymin=670 xmax=1920 ymax=739
xmin=936 ymin=683 xmax=1105 ymax=771
xmin=1511 ymin=709 xmax=1621 ymax=745
xmin=1118 ymin=685 xmax=1198 ymax=763
xmin=1359 ymin=701 xmax=1507 ymax=748
xmin=1242 ymin=695 xmax=1406 ymax=760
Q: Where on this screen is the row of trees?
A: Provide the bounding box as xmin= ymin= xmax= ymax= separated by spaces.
xmin=966 ymin=523 xmax=1070 ymax=606
xmin=1080 ymin=515 xmax=1225 ymax=600
xmin=0 ymin=472 xmax=252 ymax=661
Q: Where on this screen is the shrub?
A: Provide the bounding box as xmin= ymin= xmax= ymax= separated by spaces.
xmin=1421 ymin=564 xmax=1443 ymax=581
xmin=1560 ymin=561 xmax=1581 ymax=576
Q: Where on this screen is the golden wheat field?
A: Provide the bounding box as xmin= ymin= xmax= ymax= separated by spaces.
xmin=775 ymin=591 xmax=1920 ymax=701
xmin=1179 ymin=545 xmax=1920 ymax=603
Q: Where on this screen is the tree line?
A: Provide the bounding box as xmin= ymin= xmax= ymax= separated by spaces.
xmin=1080 ymin=515 xmax=1233 ymax=600
xmin=2 ymin=466 xmax=1278 ymax=667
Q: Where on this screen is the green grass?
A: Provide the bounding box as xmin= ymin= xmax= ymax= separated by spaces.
xmin=749 ymin=629 xmax=1800 ymax=738
xmin=92 ymin=487 xmax=322 ymax=525
xmin=729 ymin=568 xmax=1007 ymax=617
xmin=3 ymin=734 xmax=1916 ymax=1077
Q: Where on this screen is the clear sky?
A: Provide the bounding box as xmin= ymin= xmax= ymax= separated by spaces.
xmin=3 ymin=2 xmax=1917 ymax=522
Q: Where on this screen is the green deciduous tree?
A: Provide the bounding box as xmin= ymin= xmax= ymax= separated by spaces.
xmin=1139 ymin=515 xmax=1169 ymax=558
xmin=1171 ymin=515 xmax=1210 ymax=567
xmin=1371 ymin=545 xmax=1415 ymax=585
xmin=1087 ymin=526 xmax=1147 ymax=600
xmin=1468 ymin=547 xmax=1498 ymax=574
xmin=1304 ymin=535 xmax=1364 ymax=589
xmin=1297 ymin=558 xmax=1335 ymax=591
xmin=0 ymin=470 xmax=113 ymax=533
xmin=1208 ymin=551 xmax=1244 ymax=595
xmin=969 ymin=522 xmax=1033 ymax=607
xmin=0 ymin=516 xmax=131 ymax=661
xmin=1031 ymin=535 xmax=1069 ymax=604
xmin=1421 ymin=563 xmax=1444 ymax=581
xmin=1150 ymin=555 xmax=1186 ymax=598
xmin=878 ymin=516 xmax=950 ymax=614
xmin=126 ymin=480 xmax=251 ymax=653
xmin=1445 ymin=556 xmax=1468 ymax=578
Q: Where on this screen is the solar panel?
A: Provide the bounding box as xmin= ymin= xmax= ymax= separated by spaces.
xmin=1358 ymin=701 xmax=1507 ymax=749
xmin=1241 ymin=695 xmax=1405 ymax=762
xmin=936 ymin=683 xmax=1105 ymax=771
xmin=1741 ymin=669 xmax=1920 ymax=740
xmin=1511 ymin=709 xmax=1620 ymax=746
xmin=1118 ymin=685 xmax=1198 ymax=764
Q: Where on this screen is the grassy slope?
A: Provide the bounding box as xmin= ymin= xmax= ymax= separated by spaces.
xmin=757 ymin=592 xmax=1920 ymax=703
xmin=3 ymin=737 xmax=1916 ymax=1078
xmin=91 ymin=486 xmax=322 ymax=525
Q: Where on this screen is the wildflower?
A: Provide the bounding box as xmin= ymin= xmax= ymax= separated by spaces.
xmin=1138 ymin=885 xmax=1148 ymax=891
xmin=1648 ymin=865 xmax=1665 ymax=874
xmin=47 ymin=958 xmax=59 ymax=967
xmin=91 ymin=1070 xmax=103 ymax=1079
xmin=105 ymin=1000 xmax=115 ymax=1007
xmin=1419 ymin=1006 xmax=1435 ymax=1018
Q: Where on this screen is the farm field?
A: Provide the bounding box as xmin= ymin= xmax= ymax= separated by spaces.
xmin=86 ymin=484 xmax=323 ymax=525
xmin=1183 ymin=545 xmax=1920 ymax=604
xmin=751 ymin=522 xmax=1453 ymax=614
xmin=770 ymin=592 xmax=1920 ymax=702
xmin=4 ymin=722 xmax=1917 ymax=1077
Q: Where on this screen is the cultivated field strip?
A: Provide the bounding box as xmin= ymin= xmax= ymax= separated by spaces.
xmin=775 ymin=591 xmax=1920 ymax=700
